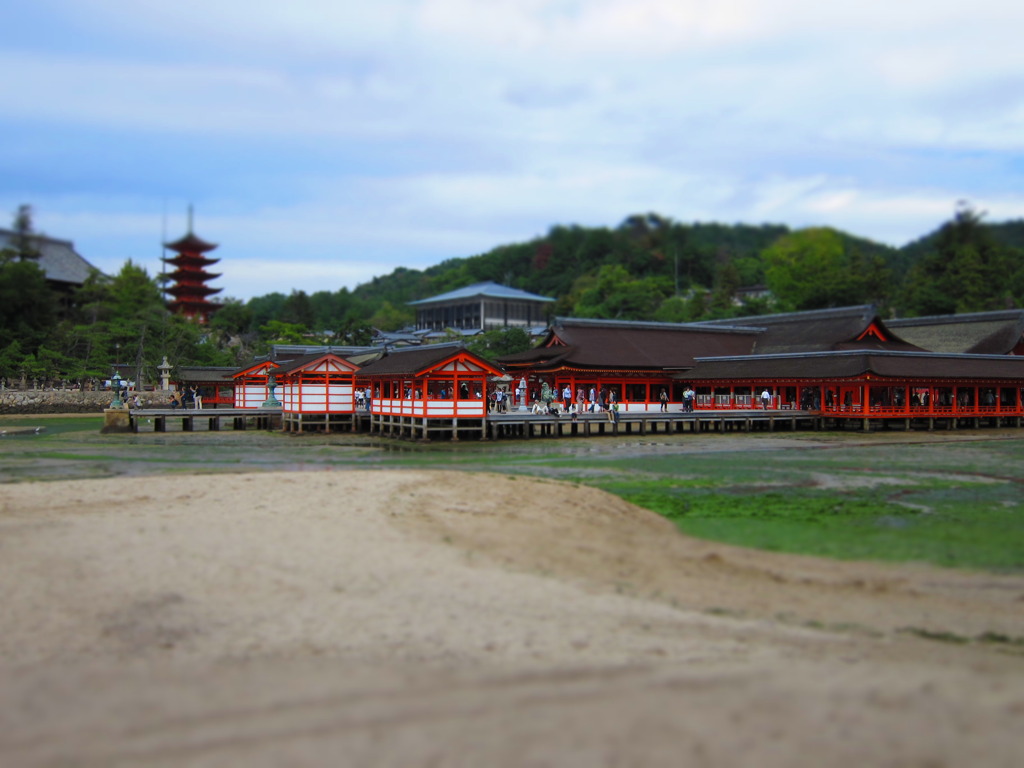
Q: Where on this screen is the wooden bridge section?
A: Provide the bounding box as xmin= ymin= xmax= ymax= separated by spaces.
xmin=128 ymin=408 xmax=282 ymax=433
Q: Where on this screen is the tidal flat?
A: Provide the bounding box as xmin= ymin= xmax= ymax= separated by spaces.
xmin=3 ymin=414 xmax=1022 ymax=571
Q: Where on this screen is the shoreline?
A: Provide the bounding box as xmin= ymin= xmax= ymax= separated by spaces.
xmin=2 ymin=470 xmax=1022 ymax=766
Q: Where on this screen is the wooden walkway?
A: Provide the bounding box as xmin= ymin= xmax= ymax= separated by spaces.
xmin=128 ymin=407 xmax=282 ymax=432
xmin=123 ymin=406 xmax=1023 ymax=438
xmin=363 ymin=408 xmax=822 ymax=441
xmin=485 ymin=408 xmax=816 ymax=439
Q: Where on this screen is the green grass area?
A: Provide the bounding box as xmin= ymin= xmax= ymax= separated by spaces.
xmin=609 ymin=484 xmax=1023 ymax=571
xmin=2 ymin=422 xmax=1022 ymax=572
xmin=575 ymin=439 xmax=1024 ymax=572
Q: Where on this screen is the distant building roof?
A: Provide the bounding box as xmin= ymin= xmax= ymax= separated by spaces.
xmin=372 ymin=329 xmax=424 ymax=347
xmin=408 ymin=281 xmax=555 ymax=306
xmin=697 ymin=305 xmax=922 ymax=354
xmin=175 ymin=366 xmax=238 ymax=383
xmin=272 ymin=352 xmax=360 ymax=376
xmin=0 ymin=228 xmax=101 ymax=287
xmin=164 ymin=232 xmax=218 ymax=253
xmin=887 ymin=310 xmax=1024 ymax=355
xmin=685 ymin=349 xmax=1024 ymax=382
xmin=423 ymin=327 xmax=483 ymax=340
xmin=356 ymin=342 xmax=501 ymax=378
xmin=265 ymin=344 xmax=387 ymax=368
xmin=498 ymin=316 xmax=760 ymax=372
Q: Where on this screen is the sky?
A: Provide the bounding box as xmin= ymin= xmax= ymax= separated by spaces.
xmin=2 ymin=1 xmax=1023 ymax=301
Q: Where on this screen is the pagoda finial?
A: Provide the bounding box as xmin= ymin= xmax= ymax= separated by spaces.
xmin=187 ymin=204 xmax=194 ymax=234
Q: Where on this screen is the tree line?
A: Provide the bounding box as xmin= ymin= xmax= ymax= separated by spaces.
xmin=2 ymin=203 xmax=1022 ymax=388
xmin=231 ymin=204 xmax=1024 ymax=337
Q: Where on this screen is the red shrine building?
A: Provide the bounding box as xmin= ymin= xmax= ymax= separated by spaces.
xmin=162 ymin=227 xmax=223 ymax=323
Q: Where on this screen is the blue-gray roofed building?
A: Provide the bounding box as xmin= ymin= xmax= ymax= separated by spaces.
xmin=408 ymin=281 xmax=554 ymax=332
xmin=0 ymin=228 xmax=102 ymax=291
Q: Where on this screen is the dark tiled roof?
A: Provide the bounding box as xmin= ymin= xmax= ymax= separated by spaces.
xmin=270 ymin=345 xmax=385 ymax=365
xmin=176 ymin=366 xmax=237 ymax=383
xmin=232 ymin=360 xmax=279 ymax=378
xmin=498 ymin=317 xmax=759 ymax=370
xmin=164 ymin=232 xmax=218 ymax=253
xmin=684 ymin=351 xmax=1024 ymax=382
xmin=697 ymin=305 xmax=922 ymax=354
xmin=273 ymin=352 xmax=358 ymax=376
xmin=888 ymin=310 xmax=1024 ymax=354
xmin=409 ymin=281 xmax=554 ymax=306
xmin=358 ymin=343 xmax=497 ymax=377
xmin=0 ymin=228 xmax=101 ymax=286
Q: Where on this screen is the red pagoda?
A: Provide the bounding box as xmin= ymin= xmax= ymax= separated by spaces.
xmin=162 ymin=219 xmax=223 ymax=323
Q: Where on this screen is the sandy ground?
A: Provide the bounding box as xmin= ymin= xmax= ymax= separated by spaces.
xmin=1 ymin=470 xmax=1023 ymax=767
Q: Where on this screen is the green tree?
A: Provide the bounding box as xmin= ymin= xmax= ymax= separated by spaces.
xmin=259 ymin=320 xmax=310 ymax=344
xmin=281 ymin=290 xmax=315 ymax=328
xmin=209 ymin=298 xmax=255 ymax=337
xmin=0 ymin=340 xmax=24 ymax=383
xmin=334 ymin=318 xmax=373 ymax=346
xmin=7 ymin=204 xmax=41 ymax=261
xmin=572 ymin=264 xmax=667 ymax=319
xmin=763 ymin=228 xmax=875 ymax=311
xmin=467 ymin=327 xmax=532 ymax=361
xmin=247 ymin=292 xmax=288 ymax=329
xmin=0 ymin=259 xmax=58 ymax=353
xmin=902 ymin=204 xmax=1014 ymax=315
xmin=54 ymin=261 xmax=187 ymax=386
xmin=708 ymin=261 xmax=742 ymax=317
xmin=367 ymin=300 xmax=413 ymax=332
xmin=653 ymin=295 xmax=690 ymax=323
xmin=0 ymin=204 xmax=58 ymax=364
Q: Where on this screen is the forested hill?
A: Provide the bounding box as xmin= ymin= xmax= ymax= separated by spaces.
xmin=253 ymin=208 xmax=1021 ymax=335
xmin=3 ymin=206 xmax=1022 ymax=386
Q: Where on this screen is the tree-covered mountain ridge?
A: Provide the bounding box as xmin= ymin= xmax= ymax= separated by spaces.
xmin=255 ymin=207 xmax=1023 ymax=335
xmin=3 ymin=206 xmax=1022 ymax=387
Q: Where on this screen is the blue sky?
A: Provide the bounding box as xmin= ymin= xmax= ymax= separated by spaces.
xmin=2 ymin=1 xmax=1022 ymax=300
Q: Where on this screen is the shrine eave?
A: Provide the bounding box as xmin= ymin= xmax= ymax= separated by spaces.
xmin=166 ymin=270 xmax=223 ymax=281
xmin=162 ymin=254 xmax=220 ymax=268
xmin=164 ymin=232 xmax=218 ymax=253
xmin=167 ymin=285 xmax=224 ymax=298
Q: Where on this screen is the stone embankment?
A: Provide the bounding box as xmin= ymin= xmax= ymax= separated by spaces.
xmin=0 ymin=390 xmax=168 ymax=415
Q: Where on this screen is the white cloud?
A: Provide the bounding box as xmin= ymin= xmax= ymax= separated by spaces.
xmin=3 ymin=1 xmax=1024 ymax=300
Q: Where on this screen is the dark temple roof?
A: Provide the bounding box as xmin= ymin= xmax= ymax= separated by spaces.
xmin=164 ymin=232 xmax=218 ymax=253
xmin=497 ymin=317 xmax=759 ymax=371
xmin=887 ymin=310 xmax=1024 ymax=355
xmin=175 ymin=366 xmax=237 ymax=383
xmin=684 ymin=350 xmax=1024 ymax=382
xmin=358 ymin=343 xmax=499 ymax=377
xmin=272 ymin=352 xmax=359 ymax=376
xmin=696 ymin=305 xmax=922 ymax=354
xmin=408 ymin=281 xmax=554 ymax=306
xmin=0 ymin=228 xmax=101 ymax=287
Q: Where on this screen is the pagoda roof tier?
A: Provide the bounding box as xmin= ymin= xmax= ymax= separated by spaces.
xmin=166 ymin=284 xmax=224 ymax=298
xmin=168 ymin=298 xmax=223 ymax=312
xmin=165 ymin=269 xmax=223 ymax=281
xmin=170 ymin=299 xmax=222 ymax=308
xmin=162 ymin=253 xmax=220 ymax=268
xmin=164 ymin=232 xmax=218 ymax=253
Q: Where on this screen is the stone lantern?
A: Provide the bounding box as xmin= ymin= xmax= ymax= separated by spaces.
xmin=110 ymin=372 xmax=124 ymax=409
xmin=158 ymin=356 xmax=172 ymax=391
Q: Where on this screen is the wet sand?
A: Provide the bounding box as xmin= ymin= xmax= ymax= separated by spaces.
xmin=1 ymin=470 xmax=1022 ymax=767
